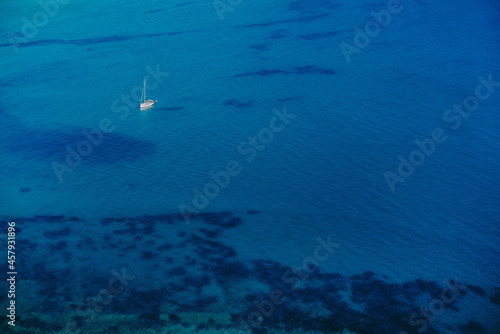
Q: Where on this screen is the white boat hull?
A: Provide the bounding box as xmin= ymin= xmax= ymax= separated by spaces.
xmin=140 ymin=99 xmax=155 ymax=110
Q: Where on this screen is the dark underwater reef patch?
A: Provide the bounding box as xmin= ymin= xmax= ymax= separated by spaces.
xmin=146 ymin=8 xmax=166 ymax=13
xmin=224 ymin=99 xmax=254 ymax=108
xmin=35 ymin=215 xmax=65 ymax=222
xmin=267 ymin=30 xmax=287 ymax=39
xmin=197 ymin=211 xmax=243 ymax=229
xmin=99 ymin=211 xmax=244 ymax=239
xmin=236 ymin=69 xmax=288 ymax=77
xmin=4 ymin=213 xmax=496 ymax=333
xmin=112 ymin=220 xmax=155 ymax=235
xmin=0 ymin=118 xmax=156 ymax=164
xmin=235 ymin=65 xmax=335 ymax=77
xmin=459 ymin=320 xmax=485 ymax=333
xmin=157 ymin=243 xmax=174 ymax=251
xmin=289 ymin=0 xmax=343 ymax=13
xmin=211 ymin=259 xmax=251 ymax=284
xmin=11 ymin=265 xmax=494 ymax=333
xmin=156 ymin=106 xmax=184 ymax=111
xmin=124 ymin=289 xmax=165 ymax=324
xmin=277 ymin=98 xmax=295 ymax=102
xmin=44 ymin=226 xmax=71 ymax=239
xmin=467 ymin=284 xmax=487 ymax=297
xmin=295 ymin=65 xmax=335 ymax=75
xmin=0 ymin=33 xmax=161 ymax=49
xmin=234 ymin=268 xmax=482 ymax=334
xmin=199 ymin=227 xmax=222 ymax=238
xmin=101 ymin=213 xmax=185 ymax=226
xmin=192 ymin=236 xmax=237 ymax=260
xmin=20 ymin=316 xmax=63 ymax=332
xmin=362 ymin=2 xmax=392 ymax=13
xmin=49 ymin=241 xmax=68 ymax=252
xmin=0 ymin=30 xmax=209 ymax=49
xmin=176 ymin=1 xmax=194 ymax=7
xmin=17 ymin=238 xmax=38 ymax=252
xmin=141 ymin=251 xmax=159 ymax=260
xmin=492 ymin=287 xmax=500 ymax=305
xmin=23 ymin=262 xmax=71 ymax=296
xmin=6 ymin=215 xmax=78 ymax=225
xmin=250 ymin=43 xmax=270 ymax=51
xmin=235 ymin=13 xmax=329 ymax=28
xmin=298 ymin=30 xmax=340 ymax=40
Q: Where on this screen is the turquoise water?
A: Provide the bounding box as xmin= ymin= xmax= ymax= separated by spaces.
xmin=1 ymin=0 xmax=499 ymax=333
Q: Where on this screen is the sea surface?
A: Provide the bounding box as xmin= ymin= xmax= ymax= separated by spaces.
xmin=0 ymin=0 xmax=499 ymax=333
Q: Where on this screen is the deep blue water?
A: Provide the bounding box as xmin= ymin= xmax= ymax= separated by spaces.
xmin=1 ymin=0 xmax=499 ymax=333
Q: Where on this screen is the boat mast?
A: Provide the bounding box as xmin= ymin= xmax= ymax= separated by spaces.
xmin=141 ymin=79 xmax=146 ymax=103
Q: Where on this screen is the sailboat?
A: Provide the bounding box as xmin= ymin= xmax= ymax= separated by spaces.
xmin=140 ymin=78 xmax=156 ymax=110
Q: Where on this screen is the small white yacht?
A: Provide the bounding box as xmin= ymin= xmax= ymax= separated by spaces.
xmin=140 ymin=79 xmax=156 ymax=110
